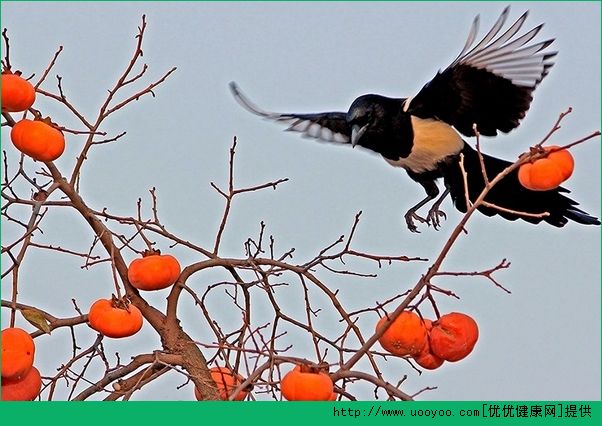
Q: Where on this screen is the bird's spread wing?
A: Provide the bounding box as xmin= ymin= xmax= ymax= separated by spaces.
xmin=407 ymin=6 xmax=556 ymax=137
xmin=229 ymin=82 xmax=351 ymax=143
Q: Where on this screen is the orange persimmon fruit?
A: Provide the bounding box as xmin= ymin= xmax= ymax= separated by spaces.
xmin=194 ymin=366 xmax=249 ymax=401
xmin=88 ymin=298 xmax=143 ymax=338
xmin=412 ymin=319 xmax=444 ymax=370
xmin=1 ymin=71 xmax=36 ymax=112
xmin=128 ymin=251 xmax=181 ymax=291
xmin=518 ymin=145 xmax=574 ymax=191
xmin=376 ymin=311 xmax=427 ymax=357
xmin=280 ymin=364 xmax=334 ymax=401
xmin=1 ymin=327 xmax=35 ymax=380
xmin=10 ymin=118 xmax=65 ymax=162
xmin=1 ymin=366 xmax=42 ymax=401
xmin=429 ymin=312 xmax=479 ymax=362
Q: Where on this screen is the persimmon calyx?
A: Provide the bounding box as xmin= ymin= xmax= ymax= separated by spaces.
xmin=109 ymin=294 xmax=134 ymax=312
xmin=142 ymin=248 xmax=161 ymax=257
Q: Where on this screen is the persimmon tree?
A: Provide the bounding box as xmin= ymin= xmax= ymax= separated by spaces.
xmin=1 ymin=17 xmax=599 ymax=401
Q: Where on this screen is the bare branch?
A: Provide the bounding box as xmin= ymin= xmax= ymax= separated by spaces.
xmin=34 ymin=45 xmax=64 ymax=89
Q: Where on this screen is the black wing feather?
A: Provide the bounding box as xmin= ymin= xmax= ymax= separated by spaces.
xmin=229 ymin=82 xmax=351 ymax=143
xmin=408 ymin=6 xmax=556 ymax=137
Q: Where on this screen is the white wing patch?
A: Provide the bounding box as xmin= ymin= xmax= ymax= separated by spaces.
xmin=402 ymin=96 xmax=414 ymax=113
xmin=451 ymin=6 xmax=555 ymax=88
xmin=283 ymin=118 xmax=349 ymax=142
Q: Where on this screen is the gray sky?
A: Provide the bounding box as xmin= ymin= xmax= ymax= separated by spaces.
xmin=1 ymin=2 xmax=600 ymax=400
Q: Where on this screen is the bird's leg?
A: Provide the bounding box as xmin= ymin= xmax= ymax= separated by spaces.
xmin=425 ymin=188 xmax=450 ymax=230
xmin=404 ymin=181 xmax=439 ymax=233
xmin=404 ymin=196 xmax=435 ymax=232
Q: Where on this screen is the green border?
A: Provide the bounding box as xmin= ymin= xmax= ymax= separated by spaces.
xmin=1 ymin=1 xmax=600 ymax=425
xmin=0 ymin=401 xmax=600 ymax=425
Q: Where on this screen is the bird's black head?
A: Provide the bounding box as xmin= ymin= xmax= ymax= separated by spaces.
xmin=346 ymin=94 xmax=412 ymax=160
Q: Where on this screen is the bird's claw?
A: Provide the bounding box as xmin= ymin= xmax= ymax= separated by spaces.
xmin=404 ymin=207 xmax=447 ymax=232
xmin=426 ymin=207 xmax=447 ymax=230
xmin=404 ymin=210 xmax=428 ymax=233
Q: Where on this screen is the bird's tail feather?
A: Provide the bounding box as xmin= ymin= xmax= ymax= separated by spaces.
xmin=444 ymin=143 xmax=600 ymax=227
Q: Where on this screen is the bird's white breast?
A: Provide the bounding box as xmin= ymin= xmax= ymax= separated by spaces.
xmin=384 ymin=116 xmax=463 ymax=173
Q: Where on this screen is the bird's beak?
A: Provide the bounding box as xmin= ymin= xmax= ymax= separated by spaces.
xmin=351 ymin=124 xmax=367 ymax=148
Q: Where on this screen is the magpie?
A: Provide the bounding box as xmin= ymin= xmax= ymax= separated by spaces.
xmin=229 ymin=7 xmax=600 ymax=232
